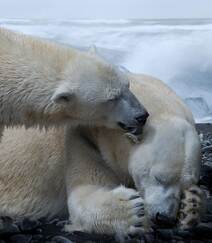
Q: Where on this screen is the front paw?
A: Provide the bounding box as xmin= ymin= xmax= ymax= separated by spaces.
xmin=66 ymin=185 xmax=150 ymax=237
xmin=110 ymin=186 xmax=150 ymax=236
xmin=177 ymin=185 xmax=204 ymax=229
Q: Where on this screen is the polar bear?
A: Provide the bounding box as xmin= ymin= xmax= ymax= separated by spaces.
xmin=0 ymin=28 xmax=147 ymax=138
xmin=0 ymin=73 xmax=203 ymax=237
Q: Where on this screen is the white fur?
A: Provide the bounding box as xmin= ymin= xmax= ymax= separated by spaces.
xmin=0 ymin=74 xmax=200 ymax=236
xmin=0 ymin=27 xmax=131 ymax=136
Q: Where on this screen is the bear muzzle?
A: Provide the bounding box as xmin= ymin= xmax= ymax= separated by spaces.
xmin=117 ymin=111 xmax=149 ymax=135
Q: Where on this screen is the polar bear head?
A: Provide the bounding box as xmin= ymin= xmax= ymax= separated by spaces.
xmin=51 ymin=52 xmax=149 ymax=134
xmin=129 ymin=125 xmax=201 ymax=225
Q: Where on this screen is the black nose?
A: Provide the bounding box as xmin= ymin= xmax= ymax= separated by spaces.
xmin=155 ymin=212 xmax=176 ymax=227
xmin=135 ymin=112 xmax=149 ymax=125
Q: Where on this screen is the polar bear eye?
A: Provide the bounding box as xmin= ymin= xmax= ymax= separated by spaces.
xmin=107 ymin=96 xmax=120 ymax=102
xmin=154 ymin=175 xmax=165 ymax=185
xmin=154 ymin=174 xmax=175 ymax=186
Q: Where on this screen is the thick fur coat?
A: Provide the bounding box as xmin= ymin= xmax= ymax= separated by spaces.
xmin=0 ymin=74 xmax=202 ymax=236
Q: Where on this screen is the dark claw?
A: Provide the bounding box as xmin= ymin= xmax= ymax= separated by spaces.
xmin=134 ymin=202 xmax=144 ymax=208
xmin=134 ymin=222 xmax=143 ymax=227
xmin=129 ymin=195 xmax=140 ymax=200
xmin=137 ymin=212 xmax=145 ymax=217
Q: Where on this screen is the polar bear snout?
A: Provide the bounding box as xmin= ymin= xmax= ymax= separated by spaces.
xmin=135 ymin=112 xmax=149 ymax=125
xmin=144 ymin=186 xmax=180 ymax=226
xmin=118 ymin=111 xmax=149 ymax=135
xmin=116 ymin=91 xmax=149 ymax=135
xmin=148 ymin=197 xmax=179 ymax=227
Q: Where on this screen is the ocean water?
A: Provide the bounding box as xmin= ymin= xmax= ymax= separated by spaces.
xmin=1 ymin=18 xmax=212 ymax=123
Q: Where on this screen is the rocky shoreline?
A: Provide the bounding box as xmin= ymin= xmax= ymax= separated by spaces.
xmin=0 ymin=123 xmax=212 ymax=243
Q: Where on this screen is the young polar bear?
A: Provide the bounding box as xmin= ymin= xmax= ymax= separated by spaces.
xmin=0 ymin=28 xmax=147 ymax=138
xmin=0 ymin=74 xmax=202 ymax=237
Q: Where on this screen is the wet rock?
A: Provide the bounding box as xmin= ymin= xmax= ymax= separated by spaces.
xmin=206 ymin=197 xmax=212 ymax=214
xmin=202 ymin=214 xmax=212 ymax=223
xmin=190 ymin=240 xmax=204 ymax=243
xmin=10 ymin=234 xmax=32 ymax=243
xmin=192 ymin=223 xmax=212 ymax=238
xmin=48 ymin=218 xmax=60 ymax=224
xmin=35 ymin=228 xmax=42 ymax=233
xmin=125 ymin=240 xmax=141 ymax=243
xmin=144 ymin=233 xmax=155 ymax=243
xmin=200 ymin=186 xmax=210 ymax=198
xmin=51 ymin=236 xmax=74 ymax=243
xmin=202 ymin=145 xmax=212 ymax=153
xmin=18 ymin=218 xmax=41 ymax=232
xmin=156 ymin=229 xmax=174 ymax=240
xmin=0 ymin=217 xmax=20 ymax=234
xmin=32 ymin=234 xmax=43 ymax=240
xmin=174 ymin=229 xmax=192 ymax=238
xmin=199 ymin=163 xmax=212 ymax=189
xmin=0 ymin=223 xmax=19 ymax=234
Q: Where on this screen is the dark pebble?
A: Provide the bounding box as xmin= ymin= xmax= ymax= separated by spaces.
xmin=172 ymin=235 xmax=183 ymax=241
xmin=174 ymin=229 xmax=192 ymax=238
xmin=51 ymin=236 xmax=74 ymax=243
xmin=125 ymin=240 xmax=141 ymax=243
xmin=202 ymin=145 xmax=212 ymax=153
xmin=206 ymin=197 xmax=212 ymax=214
xmin=0 ymin=218 xmax=20 ymax=234
xmin=144 ymin=233 xmax=155 ymax=243
xmin=138 ymin=240 xmax=145 ymax=243
xmin=192 ymin=223 xmax=212 ymax=238
xmin=202 ymin=213 xmax=212 ymax=222
xmin=32 ymin=234 xmax=43 ymax=240
xmin=190 ymin=240 xmax=204 ymax=243
xmin=10 ymin=234 xmax=32 ymax=243
xmin=48 ymin=218 xmax=60 ymax=224
xmin=19 ymin=218 xmax=40 ymax=232
xmin=35 ymin=228 xmax=42 ymax=233
xmin=157 ymin=229 xmax=174 ymax=240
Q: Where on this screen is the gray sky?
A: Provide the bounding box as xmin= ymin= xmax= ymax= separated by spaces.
xmin=0 ymin=0 xmax=212 ymax=19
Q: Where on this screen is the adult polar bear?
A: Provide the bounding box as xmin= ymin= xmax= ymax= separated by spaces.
xmin=0 ymin=74 xmax=202 ymax=236
xmin=0 ymin=28 xmax=148 ymax=138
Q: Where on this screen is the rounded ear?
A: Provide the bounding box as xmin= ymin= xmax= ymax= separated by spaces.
xmin=51 ymin=85 xmax=75 ymax=104
xmin=88 ymin=45 xmax=98 ymax=54
xmin=51 ymin=92 xmax=73 ymax=104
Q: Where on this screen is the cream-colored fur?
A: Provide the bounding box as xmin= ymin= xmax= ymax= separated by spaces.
xmin=0 ymin=28 xmax=141 ymax=138
xmin=0 ymin=74 xmax=201 ymax=236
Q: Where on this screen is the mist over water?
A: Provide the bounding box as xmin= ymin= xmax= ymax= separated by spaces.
xmin=1 ymin=18 xmax=212 ymax=122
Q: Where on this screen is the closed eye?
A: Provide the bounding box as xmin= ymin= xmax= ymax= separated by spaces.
xmin=154 ymin=175 xmax=166 ymax=185
xmin=100 ymin=96 xmax=120 ymax=106
xmin=107 ymin=95 xmax=120 ymax=102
